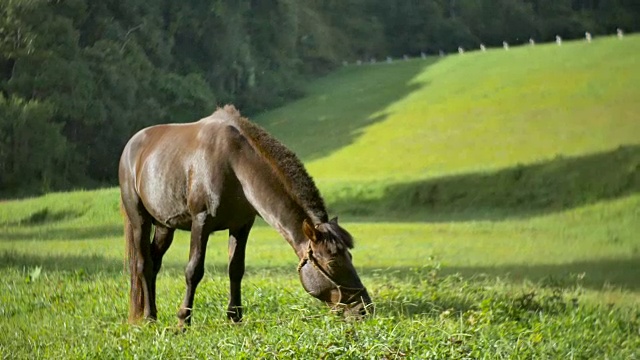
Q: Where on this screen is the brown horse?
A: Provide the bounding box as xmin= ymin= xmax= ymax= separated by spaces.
xmin=119 ymin=105 xmax=372 ymax=326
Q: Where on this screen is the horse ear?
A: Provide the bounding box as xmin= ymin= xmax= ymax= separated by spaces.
xmin=330 ymin=216 xmax=338 ymax=224
xmin=302 ymin=219 xmax=319 ymax=243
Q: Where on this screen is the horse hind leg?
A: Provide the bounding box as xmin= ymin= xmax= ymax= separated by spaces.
xmin=151 ymin=225 xmax=175 ymax=274
xmin=147 ymin=225 xmax=175 ymax=317
xmin=177 ymin=214 xmax=210 ymax=328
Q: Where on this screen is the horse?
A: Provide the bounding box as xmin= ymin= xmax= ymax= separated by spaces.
xmin=118 ymin=105 xmax=372 ymax=326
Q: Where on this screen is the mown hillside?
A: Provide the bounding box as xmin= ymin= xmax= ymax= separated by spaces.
xmin=257 ymin=35 xmax=640 ymax=220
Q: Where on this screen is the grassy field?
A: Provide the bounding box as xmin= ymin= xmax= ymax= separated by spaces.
xmin=1 ymin=35 xmax=640 ymax=358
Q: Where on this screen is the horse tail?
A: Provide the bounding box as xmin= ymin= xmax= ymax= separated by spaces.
xmin=121 ymin=200 xmax=144 ymax=323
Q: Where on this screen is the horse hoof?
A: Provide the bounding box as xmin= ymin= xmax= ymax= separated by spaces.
xmin=226 ymin=309 xmax=243 ymax=323
xmin=173 ymin=324 xmax=188 ymax=334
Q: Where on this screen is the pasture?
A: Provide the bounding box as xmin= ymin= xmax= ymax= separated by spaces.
xmin=1 ymin=35 xmax=640 ymax=358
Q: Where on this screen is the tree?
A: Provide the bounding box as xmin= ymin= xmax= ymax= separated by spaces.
xmin=0 ymin=96 xmax=67 ymax=194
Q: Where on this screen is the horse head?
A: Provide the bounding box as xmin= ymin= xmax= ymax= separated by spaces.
xmin=298 ymin=217 xmax=373 ymax=317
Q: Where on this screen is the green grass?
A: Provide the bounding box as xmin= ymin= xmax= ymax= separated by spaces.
xmin=2 ymin=35 xmax=640 ymax=358
xmin=1 ymin=192 xmax=639 ymax=358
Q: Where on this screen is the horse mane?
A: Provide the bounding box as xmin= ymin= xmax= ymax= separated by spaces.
xmin=316 ymin=221 xmax=354 ymax=252
xmin=214 ymin=105 xmax=329 ymax=225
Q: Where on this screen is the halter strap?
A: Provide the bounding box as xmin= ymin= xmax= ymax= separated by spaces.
xmin=297 ymin=241 xmax=365 ymax=305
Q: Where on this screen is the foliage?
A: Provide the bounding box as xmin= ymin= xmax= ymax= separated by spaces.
xmin=0 ymin=95 xmax=66 ymax=193
xmin=0 ymin=0 xmax=639 ymax=196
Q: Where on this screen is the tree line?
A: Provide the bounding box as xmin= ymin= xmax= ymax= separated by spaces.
xmin=1 ymin=0 xmax=637 ymax=197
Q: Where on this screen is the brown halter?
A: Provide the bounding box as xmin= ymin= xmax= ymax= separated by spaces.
xmin=297 ymin=240 xmax=366 ymax=306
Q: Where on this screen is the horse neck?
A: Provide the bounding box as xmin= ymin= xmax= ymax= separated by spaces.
xmin=230 ymin=151 xmax=311 ymax=258
xmin=263 ymin=208 xmax=310 ymax=259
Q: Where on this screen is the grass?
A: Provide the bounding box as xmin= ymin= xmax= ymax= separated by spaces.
xmin=1 ymin=35 xmax=640 ymax=358
xmin=2 ymin=196 xmax=639 ymax=358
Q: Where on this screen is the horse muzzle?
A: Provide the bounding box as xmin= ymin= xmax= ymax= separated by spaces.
xmin=340 ymin=288 xmax=373 ymax=318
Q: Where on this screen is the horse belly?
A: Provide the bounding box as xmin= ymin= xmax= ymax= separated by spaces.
xmin=210 ymin=188 xmax=256 ymax=229
xmin=161 ymin=213 xmax=192 ymax=230
xmin=140 ymin=171 xmax=255 ymax=232
xmin=142 ymin=192 xmax=191 ymax=230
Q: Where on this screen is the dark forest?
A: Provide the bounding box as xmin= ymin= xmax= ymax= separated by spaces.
xmin=1 ymin=0 xmax=638 ymax=196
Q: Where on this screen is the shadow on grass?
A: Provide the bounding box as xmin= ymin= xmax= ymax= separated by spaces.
xmin=360 ymin=256 xmax=640 ymax=292
xmin=0 ymin=250 xmax=293 ymax=277
xmin=0 ymin=224 xmax=122 ymax=242
xmin=259 ymin=59 xmax=437 ymax=161
xmin=1 ymin=207 xmax=88 ymax=227
xmin=0 ymin=251 xmax=125 ymax=274
xmin=360 ymin=257 xmax=640 ymax=317
xmin=331 ymin=144 xmax=640 ymax=221
xmin=4 ymin=250 xmax=637 ymax=293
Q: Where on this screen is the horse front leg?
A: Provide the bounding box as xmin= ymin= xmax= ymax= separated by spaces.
xmin=177 ymin=214 xmax=209 ymax=328
xmin=227 ymin=220 xmax=254 ymax=322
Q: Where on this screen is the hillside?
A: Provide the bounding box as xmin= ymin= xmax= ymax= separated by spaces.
xmin=256 ymin=35 xmax=640 ymax=220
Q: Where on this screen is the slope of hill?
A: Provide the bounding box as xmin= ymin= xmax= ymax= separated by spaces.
xmin=256 ymin=35 xmax=640 ymax=220
xmin=258 ymin=35 xmax=640 ymax=181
